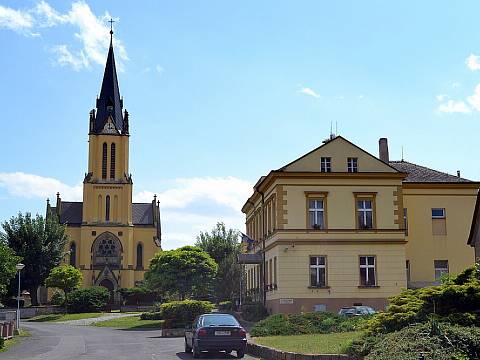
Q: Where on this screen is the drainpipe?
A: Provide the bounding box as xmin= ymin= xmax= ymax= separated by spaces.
xmin=255 ymin=187 xmax=266 ymax=307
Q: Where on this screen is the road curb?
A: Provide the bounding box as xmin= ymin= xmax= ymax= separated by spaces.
xmin=246 ymin=341 xmax=354 ymax=360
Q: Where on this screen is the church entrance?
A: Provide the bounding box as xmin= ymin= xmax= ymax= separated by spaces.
xmin=99 ymin=278 xmax=115 ymax=305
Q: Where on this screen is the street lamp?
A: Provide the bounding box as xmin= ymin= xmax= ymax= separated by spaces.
xmin=15 ymin=263 xmax=25 ymax=330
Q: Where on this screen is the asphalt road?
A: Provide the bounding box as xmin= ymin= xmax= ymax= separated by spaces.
xmin=3 ymin=322 xmax=259 ymax=360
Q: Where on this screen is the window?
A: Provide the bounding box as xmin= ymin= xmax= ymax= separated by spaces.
xmin=110 ymin=143 xmax=116 ymax=179
xmin=136 ymin=243 xmax=143 ymax=269
xmin=69 ymin=242 xmax=76 ymax=267
xmin=432 ymin=208 xmax=447 ymax=235
xmin=309 ymin=199 xmax=325 ymax=229
xmin=347 ymin=157 xmax=358 ymax=173
xmin=406 ymin=260 xmax=410 ymax=283
xmin=432 ymin=208 xmax=445 ymax=219
xmin=434 ymin=260 xmax=449 ymax=281
xmin=105 ymin=195 xmax=110 ymax=221
xmin=310 ymin=256 xmax=327 ymax=287
xmin=273 ymin=257 xmax=277 ymax=287
xmin=357 ymin=199 xmax=373 ymax=229
xmin=320 ymin=157 xmax=331 ymax=172
xmin=102 ymin=142 xmax=107 ymax=179
xmin=404 ymin=208 xmax=408 ymax=235
xmin=359 ymin=256 xmax=376 ymax=286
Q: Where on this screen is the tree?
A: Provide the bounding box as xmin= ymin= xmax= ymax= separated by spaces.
xmin=1 ymin=212 xmax=68 ymax=306
xmin=46 ymin=265 xmax=83 ymax=305
xmin=195 ymin=222 xmax=242 ymax=301
xmin=145 ymin=246 xmax=217 ymax=300
xmin=0 ymin=241 xmax=21 ymax=299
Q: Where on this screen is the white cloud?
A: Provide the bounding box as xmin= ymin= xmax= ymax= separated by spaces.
xmin=466 ymin=54 xmax=480 ymax=71
xmin=298 ymin=87 xmax=321 ymax=99
xmin=437 ymin=100 xmax=471 ymax=114
xmin=436 ymin=94 xmax=448 ymax=102
xmin=0 ymin=172 xmax=253 ymax=250
xmin=0 ymin=1 xmax=128 ymax=71
xmin=0 ymin=5 xmax=35 ymax=34
xmin=467 ymin=84 xmax=480 ymax=111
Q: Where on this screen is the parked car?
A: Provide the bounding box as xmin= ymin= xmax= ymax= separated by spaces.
xmin=184 ymin=313 xmax=247 ymax=358
xmin=338 ymin=306 xmax=376 ymax=316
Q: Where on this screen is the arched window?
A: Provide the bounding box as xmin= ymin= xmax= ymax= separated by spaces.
xmin=136 ymin=243 xmax=143 ymax=269
xmin=110 ymin=143 xmax=115 ymax=179
xmin=92 ymin=232 xmax=122 ymax=269
xmin=105 ymin=195 xmax=110 ymax=221
xmin=102 ymin=142 xmax=107 ymax=179
xmin=70 ymin=242 xmax=76 ymax=267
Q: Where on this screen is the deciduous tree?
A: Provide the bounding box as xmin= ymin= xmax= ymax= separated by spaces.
xmin=46 ymin=265 xmax=83 ymax=305
xmin=0 ymin=241 xmax=21 ymax=299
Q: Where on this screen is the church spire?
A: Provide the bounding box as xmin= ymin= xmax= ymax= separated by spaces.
xmin=91 ymin=20 xmax=127 ymax=134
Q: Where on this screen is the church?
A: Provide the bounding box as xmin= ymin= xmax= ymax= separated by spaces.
xmin=46 ymin=29 xmax=161 ymax=303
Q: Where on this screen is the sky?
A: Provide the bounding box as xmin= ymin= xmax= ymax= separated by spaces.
xmin=1 ymin=1 xmax=480 ymax=249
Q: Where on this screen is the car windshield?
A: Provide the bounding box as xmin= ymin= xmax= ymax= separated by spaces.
xmin=201 ymin=315 xmax=239 ymax=327
xmin=340 ymin=308 xmax=355 ymax=314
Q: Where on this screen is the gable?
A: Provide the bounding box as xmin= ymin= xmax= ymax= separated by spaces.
xmin=281 ymin=136 xmax=398 ymax=173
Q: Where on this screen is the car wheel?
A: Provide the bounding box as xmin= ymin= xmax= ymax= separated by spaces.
xmin=184 ymin=339 xmax=192 ymax=353
xmin=236 ymin=350 xmax=245 ymax=359
xmin=193 ymin=345 xmax=201 ymax=358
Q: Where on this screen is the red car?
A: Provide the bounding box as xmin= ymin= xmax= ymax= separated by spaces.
xmin=184 ymin=313 xmax=247 ymax=358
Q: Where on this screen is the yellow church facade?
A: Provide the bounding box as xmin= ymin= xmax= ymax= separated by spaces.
xmin=242 ymin=136 xmax=478 ymax=314
xmin=46 ymin=32 xmax=161 ymax=302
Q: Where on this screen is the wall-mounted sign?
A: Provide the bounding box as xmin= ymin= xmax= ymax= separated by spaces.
xmin=279 ymin=298 xmax=294 ymax=305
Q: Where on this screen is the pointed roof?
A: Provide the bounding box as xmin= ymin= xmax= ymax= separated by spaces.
xmin=389 ymin=160 xmax=473 ymax=183
xmin=92 ymin=32 xmax=124 ymax=134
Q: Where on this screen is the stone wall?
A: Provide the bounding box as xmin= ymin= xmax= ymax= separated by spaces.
xmin=246 ymin=342 xmax=354 ymax=360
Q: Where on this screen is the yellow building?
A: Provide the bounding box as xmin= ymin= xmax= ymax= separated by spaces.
xmin=45 ymin=31 xmax=161 ymax=303
xmin=241 ymin=135 xmax=478 ymax=314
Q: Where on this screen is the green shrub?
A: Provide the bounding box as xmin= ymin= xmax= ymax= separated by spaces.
xmin=155 ymin=300 xmax=214 ymax=328
xmin=347 ymin=322 xmax=480 ymax=360
xmin=251 ymin=311 xmax=366 ymax=337
xmin=140 ymin=311 xmax=163 ymax=320
xmin=66 ymin=287 xmax=109 ymax=313
xmin=51 ymin=290 xmax=65 ymax=306
xmin=241 ymin=302 xmax=268 ymax=322
xmin=0 ymin=336 xmax=4 ymax=349
xmin=365 ymin=265 xmax=480 ymax=334
xmin=117 ymin=287 xmax=158 ymax=305
xmin=218 ymin=300 xmax=233 ymax=311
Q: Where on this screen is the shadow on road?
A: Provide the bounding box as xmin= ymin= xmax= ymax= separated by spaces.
xmin=175 ymin=351 xmax=239 ymax=359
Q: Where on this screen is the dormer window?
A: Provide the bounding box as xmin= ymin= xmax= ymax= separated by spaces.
xmin=347 ymin=157 xmax=358 ymax=173
xmin=320 ymin=157 xmax=331 ymax=172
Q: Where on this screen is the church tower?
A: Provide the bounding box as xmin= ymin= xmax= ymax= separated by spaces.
xmin=47 ymin=28 xmax=161 ymax=304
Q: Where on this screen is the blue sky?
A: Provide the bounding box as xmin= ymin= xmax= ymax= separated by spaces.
xmin=1 ymin=1 xmax=480 ymax=249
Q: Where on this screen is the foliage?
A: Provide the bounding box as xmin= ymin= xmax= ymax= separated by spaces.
xmin=94 ymin=315 xmax=165 ymax=330
xmin=195 ymin=222 xmax=242 ymax=301
xmin=50 ymin=290 xmax=65 ymax=306
xmin=347 ymin=322 xmax=480 ymax=360
xmin=218 ymin=300 xmax=234 ymax=311
xmin=117 ymin=286 xmax=158 ymax=305
xmin=145 ymin=246 xmax=217 ymax=300
xmin=66 ymin=287 xmax=109 ymax=313
xmin=46 ymin=265 xmax=83 ymax=305
xmin=1 ymin=212 xmax=68 ymax=305
xmin=0 ymin=241 xmax=21 ymax=297
xmin=0 ymin=336 xmax=4 ymax=349
xmin=241 ymin=302 xmax=268 ymax=322
xmin=251 ymin=311 xmax=367 ymax=337
xmin=365 ymin=265 xmax=480 ymax=334
xmin=141 ymin=300 xmax=214 ymax=328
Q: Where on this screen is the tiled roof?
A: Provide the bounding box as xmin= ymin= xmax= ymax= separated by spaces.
xmin=55 ymin=202 xmax=154 ymax=225
xmin=389 ymin=160 xmax=473 ymax=183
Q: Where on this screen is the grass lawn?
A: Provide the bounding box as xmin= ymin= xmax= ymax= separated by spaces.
xmin=27 ymin=313 xmax=106 ymax=322
xmin=93 ymin=315 xmax=165 ymax=330
xmin=253 ymin=331 xmax=362 ymax=355
xmin=0 ymin=329 xmax=30 ymax=353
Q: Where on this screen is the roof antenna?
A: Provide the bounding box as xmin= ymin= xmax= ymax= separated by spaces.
xmin=329 ymin=121 xmax=335 ymax=140
xmin=401 ymin=146 xmax=404 ymax=161
xmin=336 ymin=121 xmax=338 ymax=135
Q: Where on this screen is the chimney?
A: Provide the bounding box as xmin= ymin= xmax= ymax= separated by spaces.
xmin=457 ymin=170 xmax=461 ymax=178
xmin=379 ymin=138 xmax=389 ymax=163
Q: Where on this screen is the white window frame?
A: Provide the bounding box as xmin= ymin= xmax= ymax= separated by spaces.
xmin=434 ymin=260 xmax=449 ymax=281
xmin=432 ymin=208 xmax=446 ymax=219
xmin=309 ymin=199 xmax=325 ymax=229
xmin=358 ymin=200 xmax=373 ymax=229
xmin=310 ymin=256 xmax=327 ymax=287
xmin=320 ymin=157 xmax=331 ymax=172
xmin=347 ymin=157 xmax=358 ymax=173
xmin=359 ymin=256 xmax=376 ymax=286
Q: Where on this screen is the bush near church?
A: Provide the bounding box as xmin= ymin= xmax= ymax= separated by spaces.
xmin=141 ymin=300 xmax=214 ymax=328
xmin=50 ymin=290 xmax=65 ymax=306
xmin=117 ymin=286 xmax=158 ymax=305
xmin=251 ymin=311 xmax=365 ymax=337
xmin=66 ymin=287 xmax=109 ymax=313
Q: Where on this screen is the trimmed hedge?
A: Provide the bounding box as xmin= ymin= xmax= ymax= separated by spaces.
xmin=347 ymin=321 xmax=480 ymax=359
xmin=251 ymin=312 xmax=366 ymax=337
xmin=66 ymin=287 xmax=109 ymax=313
xmin=140 ymin=300 xmax=214 ymax=328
